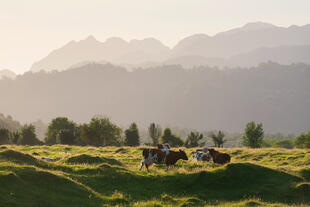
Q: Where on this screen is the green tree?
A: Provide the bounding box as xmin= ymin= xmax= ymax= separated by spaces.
xmin=18 ymin=124 xmax=40 ymax=145
xmin=184 ymin=131 xmax=203 ymax=148
xmin=160 ymin=128 xmax=184 ymax=147
xmin=9 ymin=131 xmax=20 ymax=144
xmin=242 ymin=121 xmax=264 ymax=148
xmin=148 ymin=123 xmax=162 ymax=146
xmin=0 ymin=128 xmax=10 ymax=145
xmin=80 ymin=117 xmax=121 ymax=146
xmin=125 ymin=123 xmax=140 ymax=146
xmin=209 ymin=130 xmax=226 ymax=147
xmin=45 ymin=117 xmax=77 ymax=145
xmin=295 ymin=131 xmax=310 ymax=148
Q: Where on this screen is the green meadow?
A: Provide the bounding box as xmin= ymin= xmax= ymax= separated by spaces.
xmin=0 ymin=145 xmax=310 ymax=207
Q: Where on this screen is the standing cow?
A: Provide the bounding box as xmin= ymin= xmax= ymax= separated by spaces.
xmin=140 ymin=148 xmax=188 ymax=172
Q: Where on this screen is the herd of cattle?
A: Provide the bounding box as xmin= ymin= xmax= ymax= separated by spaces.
xmin=140 ymin=144 xmax=231 ymax=172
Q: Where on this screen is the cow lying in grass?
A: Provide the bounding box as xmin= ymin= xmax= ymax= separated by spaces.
xmin=208 ymin=148 xmax=231 ymax=164
xmin=140 ymin=148 xmax=188 ymax=172
xmin=194 ymin=149 xmax=211 ymax=162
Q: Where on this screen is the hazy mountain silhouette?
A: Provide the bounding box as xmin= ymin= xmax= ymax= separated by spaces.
xmin=0 ymin=69 xmax=16 ymax=79
xmin=163 ymin=45 xmax=310 ymax=68
xmin=3 ymin=63 xmax=310 ymax=133
xmin=29 ymin=22 xmax=310 ymax=72
xmin=30 ymin=36 xmax=170 ymax=72
xmin=172 ymin=22 xmax=310 ymax=58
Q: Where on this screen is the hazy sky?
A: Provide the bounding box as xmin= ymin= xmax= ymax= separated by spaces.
xmin=1 ymin=0 xmax=310 ymax=74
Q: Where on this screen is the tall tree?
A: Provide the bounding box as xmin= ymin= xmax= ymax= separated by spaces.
xmin=242 ymin=121 xmax=264 ymax=148
xmin=80 ymin=117 xmax=121 ymax=146
xmin=45 ymin=117 xmax=77 ymax=145
xmin=18 ymin=124 xmax=40 ymax=145
xmin=209 ymin=130 xmax=226 ymax=148
xmin=124 ymin=123 xmax=140 ymax=146
xmin=0 ymin=128 xmax=10 ymax=145
xmin=184 ymin=131 xmax=204 ymax=148
xmin=148 ymin=123 xmax=162 ymax=146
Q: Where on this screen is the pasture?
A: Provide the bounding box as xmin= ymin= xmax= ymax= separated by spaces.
xmin=0 ymin=145 xmax=310 ymax=207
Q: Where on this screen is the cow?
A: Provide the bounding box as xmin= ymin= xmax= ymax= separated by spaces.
xmin=194 ymin=151 xmax=211 ymax=162
xmin=140 ymin=148 xmax=188 ymax=172
xmin=208 ymin=148 xmax=231 ymax=164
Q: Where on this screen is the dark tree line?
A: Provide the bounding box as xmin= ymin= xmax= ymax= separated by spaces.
xmin=1 ymin=114 xmax=310 ymax=149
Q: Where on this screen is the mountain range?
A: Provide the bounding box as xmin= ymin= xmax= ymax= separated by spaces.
xmin=30 ymin=22 xmax=310 ymax=72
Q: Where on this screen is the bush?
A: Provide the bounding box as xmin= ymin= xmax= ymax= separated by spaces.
xmin=161 ymin=128 xmax=184 ymax=147
xmin=124 ymin=123 xmax=140 ymax=146
xmin=295 ymin=131 xmax=310 ymax=148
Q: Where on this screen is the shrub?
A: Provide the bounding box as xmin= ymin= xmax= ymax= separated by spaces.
xmin=124 ymin=123 xmax=140 ymax=146
xmin=161 ymin=128 xmax=184 ymax=147
xmin=295 ymin=131 xmax=310 ymax=148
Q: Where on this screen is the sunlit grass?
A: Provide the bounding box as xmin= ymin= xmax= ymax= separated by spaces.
xmin=0 ymin=145 xmax=310 ymax=206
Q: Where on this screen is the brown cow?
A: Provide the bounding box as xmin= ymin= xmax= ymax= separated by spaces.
xmin=208 ymin=148 xmax=230 ymax=164
xmin=140 ymin=148 xmax=188 ymax=172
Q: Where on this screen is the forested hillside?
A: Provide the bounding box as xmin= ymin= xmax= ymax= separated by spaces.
xmin=1 ymin=62 xmax=309 ymax=133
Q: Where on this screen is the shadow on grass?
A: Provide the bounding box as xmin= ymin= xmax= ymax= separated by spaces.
xmin=72 ymin=163 xmax=309 ymax=205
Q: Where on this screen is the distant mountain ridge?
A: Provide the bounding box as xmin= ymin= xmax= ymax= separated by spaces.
xmin=0 ymin=69 xmax=16 ymax=79
xmin=30 ymin=22 xmax=310 ymax=72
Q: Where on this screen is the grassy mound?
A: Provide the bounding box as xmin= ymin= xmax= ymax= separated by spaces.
xmin=0 ymin=150 xmax=40 ymax=166
xmin=0 ymin=166 xmax=103 ymax=207
xmin=64 ymin=154 xmax=122 ymax=166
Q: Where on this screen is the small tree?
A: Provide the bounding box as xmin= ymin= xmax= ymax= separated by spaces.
xmin=242 ymin=121 xmax=264 ymax=148
xmin=184 ymin=131 xmax=203 ymax=148
xmin=209 ymin=130 xmax=226 ymax=148
xmin=18 ymin=124 xmax=40 ymax=145
xmin=80 ymin=117 xmax=122 ymax=146
xmin=160 ymin=128 xmax=184 ymax=147
xmin=125 ymin=123 xmax=140 ymax=146
xmin=0 ymin=128 xmax=10 ymax=145
xmin=295 ymin=131 xmax=310 ymax=148
xmin=45 ymin=117 xmax=77 ymax=145
xmin=148 ymin=123 xmax=162 ymax=146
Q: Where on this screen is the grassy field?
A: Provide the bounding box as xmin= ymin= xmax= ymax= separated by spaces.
xmin=0 ymin=145 xmax=309 ymax=207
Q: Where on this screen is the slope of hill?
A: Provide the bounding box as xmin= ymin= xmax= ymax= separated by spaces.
xmin=0 ymin=145 xmax=309 ymax=206
xmin=1 ymin=62 xmax=310 ymax=133
xmin=0 ymin=69 xmax=16 ymax=79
